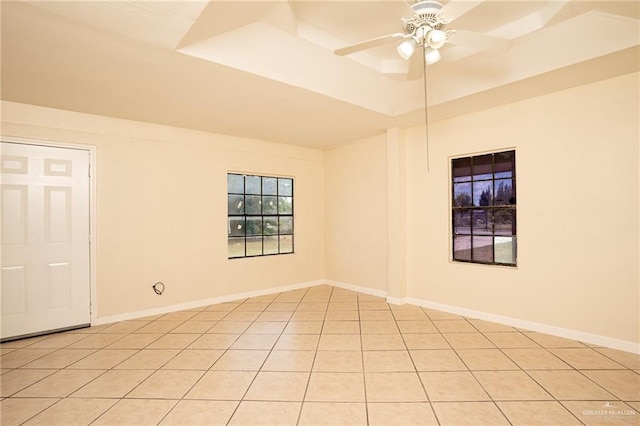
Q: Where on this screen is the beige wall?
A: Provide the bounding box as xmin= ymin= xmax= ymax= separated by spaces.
xmin=404 ymin=72 xmax=639 ymax=344
xmin=322 ymin=73 xmax=638 ymax=347
xmin=1 ymin=101 xmax=325 ymax=319
xmin=2 ymin=72 xmax=638 ymax=348
xmin=324 ymin=134 xmax=388 ymax=292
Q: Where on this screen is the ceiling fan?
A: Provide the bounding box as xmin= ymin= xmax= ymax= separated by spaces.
xmin=334 ymin=0 xmax=510 ymax=79
xmin=333 ymin=0 xmax=512 ymax=170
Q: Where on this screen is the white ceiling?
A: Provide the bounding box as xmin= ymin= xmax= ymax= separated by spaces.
xmin=2 ymin=0 xmax=638 ymax=149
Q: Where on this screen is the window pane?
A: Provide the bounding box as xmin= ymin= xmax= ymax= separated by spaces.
xmin=246 ymin=236 xmax=263 ymax=256
xmin=453 ymin=235 xmax=471 ymax=261
xmin=473 ymin=210 xmax=492 ymax=235
xmin=228 ymin=194 xmax=244 ymax=215
xmin=494 ymin=151 xmax=515 ymax=179
xmin=264 ymin=216 xmax=278 ymax=235
xmin=495 ymin=236 xmax=515 ymax=264
xmin=280 ymin=235 xmax=293 ymax=253
xmin=452 ymin=157 xmax=471 ymax=182
xmin=473 ymin=181 xmax=492 ymax=206
xmin=228 ymin=237 xmax=245 ymax=258
xmin=494 ymin=179 xmax=514 ymax=205
xmin=227 ymin=172 xmax=294 ymax=259
xmin=278 ymin=196 xmax=293 ymax=214
xmin=453 ymin=210 xmax=471 ymax=235
xmin=263 ymin=177 xmax=277 ymax=195
xmin=263 ymin=196 xmax=278 ymax=214
xmin=245 ymin=195 xmax=262 ymax=215
xmin=246 ymin=175 xmax=261 ymax=195
xmin=451 ymin=151 xmax=515 ymax=266
xmin=278 ymin=178 xmax=293 ymax=196
xmin=246 ymin=217 xmax=262 ymax=236
xmin=494 ymin=209 xmax=516 ymax=235
xmin=472 ymin=236 xmax=493 ymax=263
xmin=264 ymin=236 xmax=279 ymax=255
xmin=472 ymin=154 xmax=493 ymax=181
xmin=279 ymin=216 xmax=293 ymax=234
xmin=228 ymin=217 xmax=245 ymax=237
xmin=227 ymin=174 xmax=244 ymax=194
xmin=453 ymin=183 xmax=472 ymax=207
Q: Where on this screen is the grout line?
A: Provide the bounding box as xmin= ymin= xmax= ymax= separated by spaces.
xmin=229 ymin=287 xmax=311 ymax=424
xmin=392 ymin=305 xmax=442 ymax=425
xmin=439 ymin=317 xmax=511 ymax=423
xmin=152 ymin=300 xmax=249 ymax=424
xmin=296 ymin=286 xmax=331 ymax=425
xmin=357 ymin=291 xmax=371 ymax=426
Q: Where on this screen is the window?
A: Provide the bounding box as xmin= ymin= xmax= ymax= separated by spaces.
xmin=452 ymin=150 xmax=516 ymax=266
xmin=227 ymin=173 xmax=294 ymax=258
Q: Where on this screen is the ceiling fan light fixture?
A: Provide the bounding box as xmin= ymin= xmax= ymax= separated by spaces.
xmin=427 ymin=29 xmax=446 ymax=49
xmin=425 ymin=47 xmax=442 ymax=65
xmin=397 ymin=38 xmax=417 ymax=60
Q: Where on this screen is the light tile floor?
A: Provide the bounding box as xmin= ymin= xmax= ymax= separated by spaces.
xmin=1 ymin=285 xmax=639 ymax=425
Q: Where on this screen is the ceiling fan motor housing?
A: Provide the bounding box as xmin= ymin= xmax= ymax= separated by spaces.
xmin=411 ymin=0 xmax=443 ymax=17
xmin=402 ymin=0 xmax=450 ymax=49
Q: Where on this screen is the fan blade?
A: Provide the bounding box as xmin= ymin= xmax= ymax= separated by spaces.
xmin=405 ymin=50 xmax=425 ymax=80
xmin=335 ymin=33 xmax=405 ymax=56
xmin=441 ymin=0 xmax=483 ymax=20
xmin=447 ymin=29 xmax=511 ymax=53
xmin=437 ymin=44 xmax=476 ymax=63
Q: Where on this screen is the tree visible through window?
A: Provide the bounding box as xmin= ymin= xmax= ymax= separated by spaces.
xmin=452 ymin=151 xmax=516 ymax=266
xmin=227 ymin=173 xmax=294 ymax=258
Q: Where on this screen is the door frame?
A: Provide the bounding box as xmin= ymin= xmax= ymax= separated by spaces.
xmin=2 ymin=136 xmax=97 ymax=326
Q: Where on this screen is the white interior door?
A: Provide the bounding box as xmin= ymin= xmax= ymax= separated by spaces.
xmin=1 ymin=142 xmax=91 ymax=340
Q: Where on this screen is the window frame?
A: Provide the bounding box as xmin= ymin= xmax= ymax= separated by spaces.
xmin=451 ymin=150 xmax=517 ymax=267
xmin=227 ymin=172 xmax=294 ymax=259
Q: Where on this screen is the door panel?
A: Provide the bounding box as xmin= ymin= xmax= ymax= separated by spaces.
xmin=1 ymin=142 xmax=91 ymax=340
xmin=2 ymin=184 xmax=27 ymax=245
xmin=45 ymin=186 xmax=72 ymax=243
xmin=1 ymin=266 xmax=27 ymax=316
xmin=47 ymin=262 xmax=72 ymax=310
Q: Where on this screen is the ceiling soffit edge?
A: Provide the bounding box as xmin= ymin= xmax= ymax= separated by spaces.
xmin=178 ymin=21 xmax=401 ymax=116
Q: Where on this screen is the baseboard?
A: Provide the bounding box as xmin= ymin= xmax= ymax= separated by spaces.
xmin=408 ymin=297 xmax=640 ymax=355
xmin=94 ymin=279 xmax=325 ymax=326
xmin=325 ymin=280 xmax=388 ymax=299
xmin=94 ymin=279 xmax=639 ymax=354
xmin=325 ymin=280 xmax=639 ymax=354
xmin=386 ymin=296 xmax=409 ymax=305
